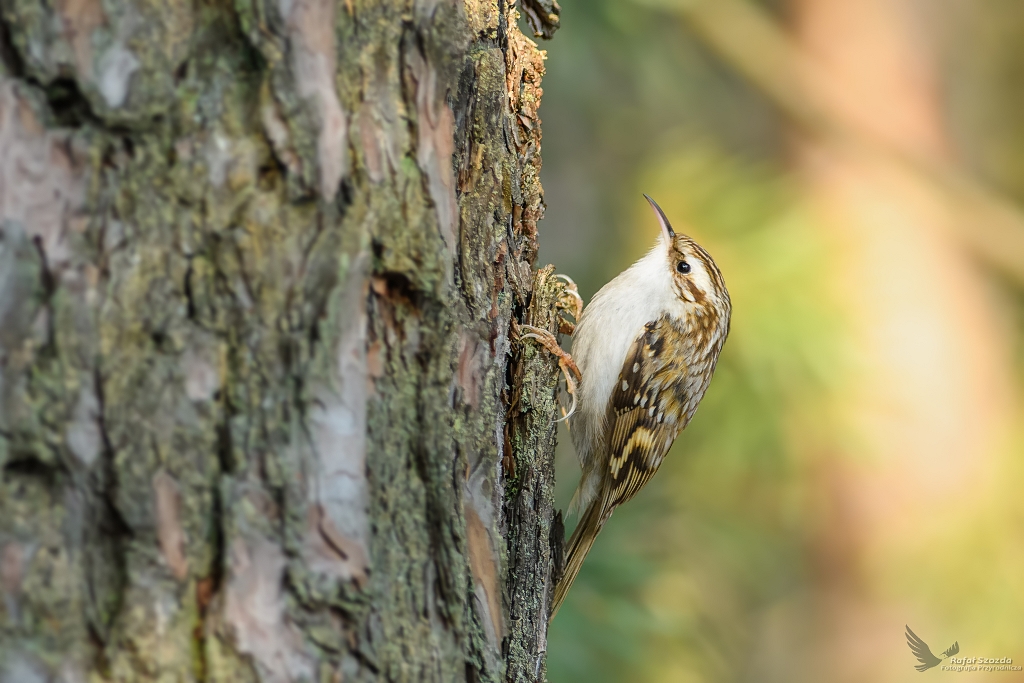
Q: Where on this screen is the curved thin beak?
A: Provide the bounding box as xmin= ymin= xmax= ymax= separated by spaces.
xmin=643 ymin=194 xmax=675 ymax=242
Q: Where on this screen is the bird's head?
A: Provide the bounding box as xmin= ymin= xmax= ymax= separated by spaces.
xmin=644 ymin=194 xmax=731 ymax=329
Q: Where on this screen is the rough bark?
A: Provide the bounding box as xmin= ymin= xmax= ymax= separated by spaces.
xmin=0 ymin=1 xmax=567 ymax=681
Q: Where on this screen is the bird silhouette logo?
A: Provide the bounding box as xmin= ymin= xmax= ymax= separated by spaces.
xmin=906 ymin=625 xmax=960 ymax=672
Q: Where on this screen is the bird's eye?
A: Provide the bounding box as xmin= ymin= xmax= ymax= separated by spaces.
xmin=676 ymin=261 xmax=691 ymax=274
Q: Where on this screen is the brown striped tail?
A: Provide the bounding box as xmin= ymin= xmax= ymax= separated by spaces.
xmin=549 ymin=499 xmax=605 ymax=621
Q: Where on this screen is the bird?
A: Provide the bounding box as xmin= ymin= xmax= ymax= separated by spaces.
xmin=547 ymin=194 xmax=732 ymax=620
xmin=905 ymin=625 xmax=959 ymax=672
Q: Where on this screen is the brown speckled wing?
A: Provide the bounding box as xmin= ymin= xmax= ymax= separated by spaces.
xmin=602 ymin=318 xmax=688 ymax=511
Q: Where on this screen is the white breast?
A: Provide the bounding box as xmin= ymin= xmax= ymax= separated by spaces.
xmin=569 ymin=244 xmax=684 ymax=467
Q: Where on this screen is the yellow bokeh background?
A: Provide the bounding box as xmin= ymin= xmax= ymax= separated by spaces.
xmin=538 ymin=2 xmax=1024 ymax=681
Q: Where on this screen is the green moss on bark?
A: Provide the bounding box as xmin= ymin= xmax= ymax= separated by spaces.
xmin=0 ymin=0 xmax=560 ymax=681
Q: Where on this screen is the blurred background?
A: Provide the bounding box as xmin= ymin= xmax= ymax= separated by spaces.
xmin=531 ymin=1 xmax=1024 ymax=681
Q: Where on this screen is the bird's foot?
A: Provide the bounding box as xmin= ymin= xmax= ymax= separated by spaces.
xmin=518 ymin=323 xmax=581 ymax=423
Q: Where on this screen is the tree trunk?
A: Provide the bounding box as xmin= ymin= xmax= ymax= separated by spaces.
xmin=0 ymin=1 xmax=567 ymax=681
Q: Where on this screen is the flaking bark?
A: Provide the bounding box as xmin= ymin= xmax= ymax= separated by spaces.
xmin=501 ymin=267 xmax=567 ymax=683
xmin=0 ymin=1 xmax=565 ymax=681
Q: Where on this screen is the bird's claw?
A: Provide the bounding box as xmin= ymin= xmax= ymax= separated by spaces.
xmin=553 ymin=274 xmax=583 ymax=335
xmin=518 ymin=323 xmax=580 ymax=423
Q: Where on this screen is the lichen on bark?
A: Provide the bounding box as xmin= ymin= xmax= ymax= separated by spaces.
xmin=0 ymin=0 xmax=565 ymax=681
